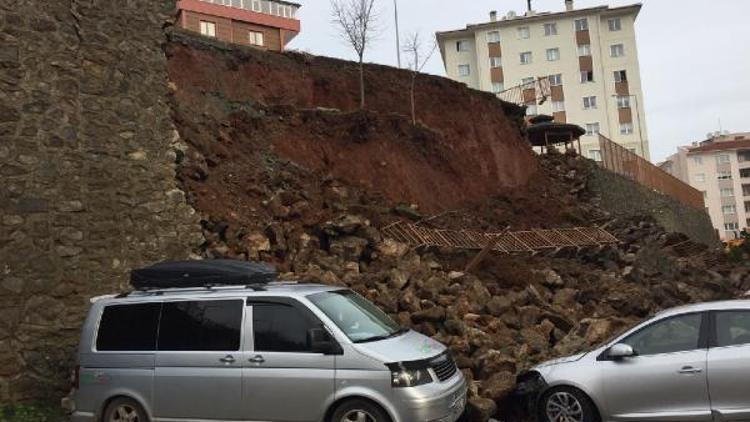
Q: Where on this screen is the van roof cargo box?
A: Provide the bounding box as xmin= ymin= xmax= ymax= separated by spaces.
xmin=130 ymin=260 xmax=277 ymax=290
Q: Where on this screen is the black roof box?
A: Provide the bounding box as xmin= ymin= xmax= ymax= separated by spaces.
xmin=130 ymin=259 xmax=277 ymax=290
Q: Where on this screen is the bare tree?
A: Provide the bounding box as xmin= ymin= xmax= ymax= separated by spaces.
xmin=402 ymin=32 xmax=437 ymax=124
xmin=331 ymin=0 xmax=378 ymax=109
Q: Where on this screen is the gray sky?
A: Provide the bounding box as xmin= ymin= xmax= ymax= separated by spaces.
xmin=289 ymin=0 xmax=750 ymax=162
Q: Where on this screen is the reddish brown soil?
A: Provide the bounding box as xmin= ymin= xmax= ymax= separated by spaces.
xmin=167 ymin=33 xmax=538 ymax=213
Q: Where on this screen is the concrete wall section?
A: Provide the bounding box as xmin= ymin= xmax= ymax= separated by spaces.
xmin=589 ymin=166 xmax=719 ymax=246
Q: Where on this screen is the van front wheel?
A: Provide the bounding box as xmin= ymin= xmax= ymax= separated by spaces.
xmin=103 ymin=397 xmax=149 ymax=422
xmin=330 ymin=399 xmax=391 ymax=422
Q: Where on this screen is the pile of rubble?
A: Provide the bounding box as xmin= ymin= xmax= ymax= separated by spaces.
xmin=184 ymin=148 xmax=746 ymax=421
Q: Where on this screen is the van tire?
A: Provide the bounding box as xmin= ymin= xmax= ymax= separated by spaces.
xmin=538 ymin=386 xmax=600 ymax=422
xmin=330 ymin=399 xmax=391 ymax=422
xmin=103 ymin=397 xmax=150 ymax=422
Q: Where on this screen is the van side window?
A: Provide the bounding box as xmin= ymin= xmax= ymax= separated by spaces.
xmin=716 ymin=311 xmax=750 ymax=347
xmin=253 ymin=304 xmax=314 ymax=352
xmin=97 ymin=303 xmax=161 ymax=351
xmin=158 ymin=300 xmax=242 ymax=351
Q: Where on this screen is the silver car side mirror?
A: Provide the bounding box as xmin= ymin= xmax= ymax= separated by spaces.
xmin=608 ymin=343 xmax=636 ymax=359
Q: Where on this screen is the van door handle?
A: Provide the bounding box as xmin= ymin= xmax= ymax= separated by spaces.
xmin=678 ymin=366 xmax=702 ymax=374
xmin=248 ymin=355 xmax=265 ymax=364
xmin=219 ymin=355 xmax=236 ymax=364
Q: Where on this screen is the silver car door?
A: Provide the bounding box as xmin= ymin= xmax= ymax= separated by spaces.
xmin=154 ymin=299 xmax=244 ymax=420
xmin=242 ymin=298 xmax=336 ymax=422
xmin=707 ymin=310 xmax=750 ymax=421
xmin=601 ymin=312 xmax=711 ymax=421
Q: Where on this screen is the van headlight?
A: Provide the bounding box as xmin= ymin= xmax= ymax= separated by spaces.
xmin=386 ymin=363 xmax=433 ymax=388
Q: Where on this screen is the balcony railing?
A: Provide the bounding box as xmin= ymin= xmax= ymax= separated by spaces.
xmin=199 ymin=0 xmax=299 ymax=19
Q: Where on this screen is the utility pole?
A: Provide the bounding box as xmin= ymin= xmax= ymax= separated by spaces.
xmin=394 ymin=0 xmax=401 ymax=68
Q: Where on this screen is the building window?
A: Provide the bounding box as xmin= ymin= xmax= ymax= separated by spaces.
xmin=492 ymin=82 xmax=505 ymax=93
xmin=583 ymin=96 xmax=597 ymax=110
xmin=522 ymin=77 xmax=535 ymax=88
xmin=580 ymin=70 xmax=594 ymax=83
xmin=614 ymin=70 xmax=628 ymax=82
xmin=589 ymin=149 xmax=602 ymax=162
xmin=574 ymin=18 xmax=588 ymax=31
xmin=548 ymin=74 xmax=563 ymax=86
xmin=745 ymin=201 xmax=750 ymax=212
xmin=552 ymin=101 xmax=565 ymax=112
xmin=718 ymin=171 xmax=733 ymax=180
xmin=456 ymin=40 xmax=470 ymax=52
xmin=518 ymin=26 xmax=530 ymax=39
xmin=546 ymin=48 xmax=560 ymax=61
xmin=716 ymin=154 xmax=731 ymax=164
xmin=585 ymin=123 xmax=600 ymax=136
xmin=694 ymin=173 xmax=706 ymax=183
xmin=744 ymin=184 xmax=750 ymax=196
xmin=616 ymin=95 xmax=631 ymax=108
xmin=722 ymin=205 xmax=737 ymax=215
xmin=725 ymin=222 xmax=740 ymax=231
xmin=620 ymin=123 xmax=634 ymax=135
xmin=520 ymin=51 xmax=532 ymax=65
xmin=578 ymin=44 xmax=591 ymax=56
xmin=458 ymin=64 xmax=470 ymax=76
xmin=608 ymin=18 xmax=622 ymax=31
xmin=199 ymin=21 xmax=216 ymax=38
xmin=489 ymin=56 xmax=502 ymax=68
xmin=693 ymin=156 xmax=703 ymax=165
xmin=487 ymin=31 xmax=501 ymax=43
xmin=740 ymin=168 xmax=750 ymax=178
xmin=526 ymin=104 xmax=538 ymax=116
xmin=249 ymin=31 xmax=264 ymax=46
xmin=544 ymin=23 xmax=558 ymax=36
xmin=251 ymin=0 xmax=261 ymax=12
xmin=610 ymin=44 xmax=625 ymax=57
xmin=721 ymin=188 xmax=735 ymax=197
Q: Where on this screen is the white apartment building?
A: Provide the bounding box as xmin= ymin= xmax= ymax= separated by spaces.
xmin=661 ymin=132 xmax=750 ymax=241
xmin=436 ymin=0 xmax=650 ymax=160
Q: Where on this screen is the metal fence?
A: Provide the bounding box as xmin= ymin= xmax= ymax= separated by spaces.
xmin=598 ymin=134 xmax=705 ymax=210
xmin=497 ymin=77 xmax=551 ymax=106
xmin=381 ymin=221 xmax=618 ymax=253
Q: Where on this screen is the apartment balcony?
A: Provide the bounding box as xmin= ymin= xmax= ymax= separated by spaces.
xmin=178 ymin=0 xmax=301 ymax=33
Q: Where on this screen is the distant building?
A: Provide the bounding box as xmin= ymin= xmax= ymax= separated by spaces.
xmin=662 ymin=132 xmax=750 ymax=240
xmin=177 ymin=0 xmax=300 ymax=51
xmin=436 ymin=0 xmax=649 ymax=160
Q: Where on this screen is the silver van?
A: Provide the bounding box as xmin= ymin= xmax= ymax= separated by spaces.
xmin=70 ymin=279 xmax=466 ymax=422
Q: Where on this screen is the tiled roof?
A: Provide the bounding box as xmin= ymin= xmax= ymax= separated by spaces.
xmin=688 ymin=139 xmax=750 ymax=154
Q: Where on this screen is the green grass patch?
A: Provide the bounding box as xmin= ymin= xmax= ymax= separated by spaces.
xmin=0 ymin=403 xmax=67 ymax=422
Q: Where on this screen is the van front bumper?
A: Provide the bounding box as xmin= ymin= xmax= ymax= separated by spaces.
xmin=392 ymin=372 xmax=467 ymax=422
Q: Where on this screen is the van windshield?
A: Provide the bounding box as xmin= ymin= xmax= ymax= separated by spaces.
xmin=308 ymin=290 xmax=404 ymax=343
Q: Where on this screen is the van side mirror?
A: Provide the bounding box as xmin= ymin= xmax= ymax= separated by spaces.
xmin=308 ymin=327 xmax=341 ymax=355
xmin=608 ymin=343 xmax=636 ymax=360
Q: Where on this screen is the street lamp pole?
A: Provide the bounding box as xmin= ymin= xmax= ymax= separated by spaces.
xmin=394 ymin=0 xmax=401 ymax=68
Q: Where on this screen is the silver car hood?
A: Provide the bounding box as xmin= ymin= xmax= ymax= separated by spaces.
xmin=535 ymin=351 xmax=588 ymax=368
xmin=352 ymin=329 xmax=447 ymax=363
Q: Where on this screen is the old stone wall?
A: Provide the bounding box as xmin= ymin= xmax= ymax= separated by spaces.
xmin=589 ymin=165 xmax=719 ymax=246
xmin=0 ymin=0 xmax=203 ymax=401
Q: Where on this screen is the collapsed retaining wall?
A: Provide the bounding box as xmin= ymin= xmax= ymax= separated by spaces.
xmin=0 ymin=0 xmax=203 ymax=400
xmin=589 ymin=166 xmax=719 ymax=246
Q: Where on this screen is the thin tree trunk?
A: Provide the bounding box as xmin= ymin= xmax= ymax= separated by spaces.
xmin=359 ymin=58 xmax=365 ymax=109
xmin=410 ymin=73 xmax=417 ymax=124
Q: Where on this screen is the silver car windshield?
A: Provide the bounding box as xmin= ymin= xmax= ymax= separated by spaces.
xmin=308 ymin=290 xmax=404 ymax=343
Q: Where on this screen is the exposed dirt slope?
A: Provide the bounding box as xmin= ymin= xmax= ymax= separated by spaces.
xmin=167 ymin=32 xmax=538 ymax=213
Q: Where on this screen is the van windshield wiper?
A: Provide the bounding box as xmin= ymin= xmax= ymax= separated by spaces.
xmin=354 ymin=327 xmax=410 ymax=344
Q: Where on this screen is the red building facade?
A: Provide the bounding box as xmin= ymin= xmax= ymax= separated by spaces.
xmin=176 ymin=0 xmax=301 ymax=51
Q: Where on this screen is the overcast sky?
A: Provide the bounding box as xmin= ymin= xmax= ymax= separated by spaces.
xmin=288 ymin=0 xmax=750 ymax=162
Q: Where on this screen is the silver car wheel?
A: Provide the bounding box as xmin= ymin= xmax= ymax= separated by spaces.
xmin=341 ymin=409 xmax=376 ymax=422
xmin=109 ymin=404 xmax=141 ymax=422
xmin=546 ymin=391 xmax=584 ymax=422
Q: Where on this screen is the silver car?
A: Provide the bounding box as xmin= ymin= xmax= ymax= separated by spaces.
xmin=517 ymin=300 xmax=750 ymax=422
xmin=70 ymin=284 xmax=466 ymax=422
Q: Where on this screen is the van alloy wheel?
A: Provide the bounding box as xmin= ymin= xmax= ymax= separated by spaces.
xmin=545 ymin=391 xmax=584 ymax=422
xmin=109 ymin=404 xmax=141 ymax=422
xmin=341 ymin=409 xmax=376 ymax=422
